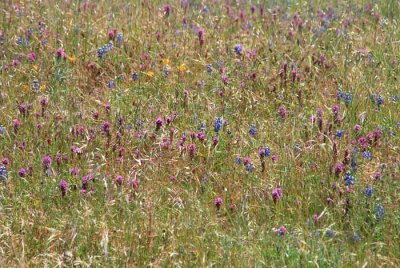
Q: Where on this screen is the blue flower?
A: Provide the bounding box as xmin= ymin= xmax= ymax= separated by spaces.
xmin=337 ymin=88 xmax=344 ymax=100
xmin=264 ymin=147 xmax=271 ymax=157
xmin=325 ymin=230 xmax=336 ymax=238
xmin=234 ymin=44 xmax=243 ymax=55
xmin=16 ymin=37 xmax=29 ymax=46
xmin=132 ymin=72 xmax=139 ymax=81
xmin=164 ymin=66 xmax=169 ymax=77
xmin=364 ymin=187 xmax=374 ymax=198
xmin=0 ymin=166 xmax=7 ymax=182
xmin=0 ymin=125 xmax=5 ymax=135
xmin=363 ymin=151 xmax=372 ymax=160
xmin=344 ymin=92 xmax=352 ymax=106
xmin=335 ymin=130 xmax=344 ymax=138
xmin=245 ymin=163 xmax=255 ymax=172
xmin=351 ymin=156 xmax=357 ymax=172
xmin=377 ymin=95 xmax=383 ymax=108
xmin=199 ymin=122 xmax=206 ymax=132
xmin=352 ymin=232 xmax=361 ymax=242
xmin=206 ymin=64 xmax=213 ymax=74
xmin=249 ymin=124 xmax=257 ymax=136
xmin=344 ymin=172 xmax=355 ymax=186
xmin=235 ymin=157 xmax=242 ymax=165
xmin=107 ymin=80 xmax=116 ymax=89
xmin=31 ymin=79 xmax=40 ymax=92
xmin=116 ymin=33 xmax=123 ymax=45
xmin=375 ymin=203 xmax=384 ymax=220
xmin=214 ymin=117 xmax=223 ymax=132
xmin=97 ymin=41 xmax=114 ymax=58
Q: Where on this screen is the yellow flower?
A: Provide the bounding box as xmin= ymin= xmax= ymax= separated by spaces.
xmin=146 ymin=71 xmax=155 ymax=78
xmin=68 ymin=57 xmax=76 ymax=63
xmin=40 ymin=84 xmax=47 ymax=92
xmin=23 ymin=85 xmax=29 ymax=93
xmin=162 ymin=58 xmax=170 ymax=65
xmin=33 ymin=65 xmax=39 ymax=71
xmin=179 ymin=64 xmax=187 ymax=72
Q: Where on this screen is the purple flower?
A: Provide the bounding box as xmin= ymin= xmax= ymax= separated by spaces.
xmin=212 ymin=136 xmax=219 ymax=145
xmin=334 ymin=163 xmax=344 ymax=177
xmin=188 ymin=143 xmax=196 ymax=158
xmin=276 ymin=226 xmax=287 ymax=236
xmin=272 ymin=187 xmax=282 ymax=202
xmin=197 ymin=28 xmax=205 ymax=46
xmin=221 ymin=74 xmax=229 ymax=85
xmin=42 ymin=155 xmax=52 ymax=170
xmin=56 ymin=47 xmax=65 ymax=58
xmin=115 ymin=175 xmax=123 ymax=186
xmin=155 ymin=117 xmax=163 ymax=130
xmin=101 ymin=121 xmax=111 ymax=134
xmin=197 ymin=131 xmax=206 ymax=142
xmin=332 ymin=104 xmax=339 ymax=115
xmin=163 ymin=4 xmax=171 ymax=17
xmin=18 ymin=168 xmax=27 ymax=177
xmin=278 ymin=105 xmax=287 ymax=119
xmin=59 ymin=180 xmax=68 ymax=197
xmin=129 ymin=178 xmax=139 ymax=190
xmin=13 ymin=119 xmax=21 ymax=132
xmin=70 ymin=167 xmax=80 ymax=176
xmin=2 ymin=158 xmax=9 ymax=165
xmin=215 ymin=197 xmax=223 ymax=209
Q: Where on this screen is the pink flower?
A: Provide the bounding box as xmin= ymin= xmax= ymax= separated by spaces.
xmin=27 ymin=52 xmax=36 ymax=61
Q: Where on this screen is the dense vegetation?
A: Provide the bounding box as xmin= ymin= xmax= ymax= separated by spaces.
xmin=0 ymin=0 xmax=399 ymax=266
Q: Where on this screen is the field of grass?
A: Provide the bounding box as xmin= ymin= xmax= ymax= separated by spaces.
xmin=0 ymin=0 xmax=399 ymax=266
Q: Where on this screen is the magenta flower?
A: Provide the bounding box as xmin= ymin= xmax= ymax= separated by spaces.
xmin=197 ymin=131 xmax=206 ymax=142
xmin=56 ymin=47 xmax=66 ymax=58
xmin=212 ymin=136 xmax=219 ymax=145
xmin=163 ymin=4 xmax=171 ymax=17
xmin=101 ymin=121 xmax=111 ymax=134
xmin=278 ymin=105 xmax=287 ymax=119
xmin=18 ymin=168 xmax=27 ymax=177
xmin=13 ymin=119 xmax=21 ymax=132
xmin=188 ymin=143 xmax=196 ymax=158
xmin=115 ymin=175 xmax=123 ymax=186
xmin=12 ymin=59 xmax=20 ymax=67
xmin=155 ymin=117 xmax=163 ymax=130
xmin=215 ymin=197 xmax=223 ymax=210
xmin=108 ymin=29 xmax=117 ymax=40
xmin=276 ymin=226 xmax=286 ymax=236
xmin=197 ymin=27 xmax=205 ymax=46
xmin=334 ymin=163 xmax=344 ymax=177
xmin=42 ymin=155 xmax=52 ymax=170
xmin=70 ymin=167 xmax=80 ymax=176
xmin=27 ymin=52 xmax=36 ymax=62
xmin=129 ymin=178 xmax=139 ymax=190
xmin=272 ymin=187 xmax=282 ymax=202
xmin=2 ymin=158 xmax=9 ymax=165
xmin=59 ymin=179 xmax=68 ymax=197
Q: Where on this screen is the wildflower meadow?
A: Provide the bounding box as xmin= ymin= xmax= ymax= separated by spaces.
xmin=0 ymin=0 xmax=399 ymax=266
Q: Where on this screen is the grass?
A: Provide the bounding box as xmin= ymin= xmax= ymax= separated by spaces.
xmin=0 ymin=0 xmax=399 ymax=266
